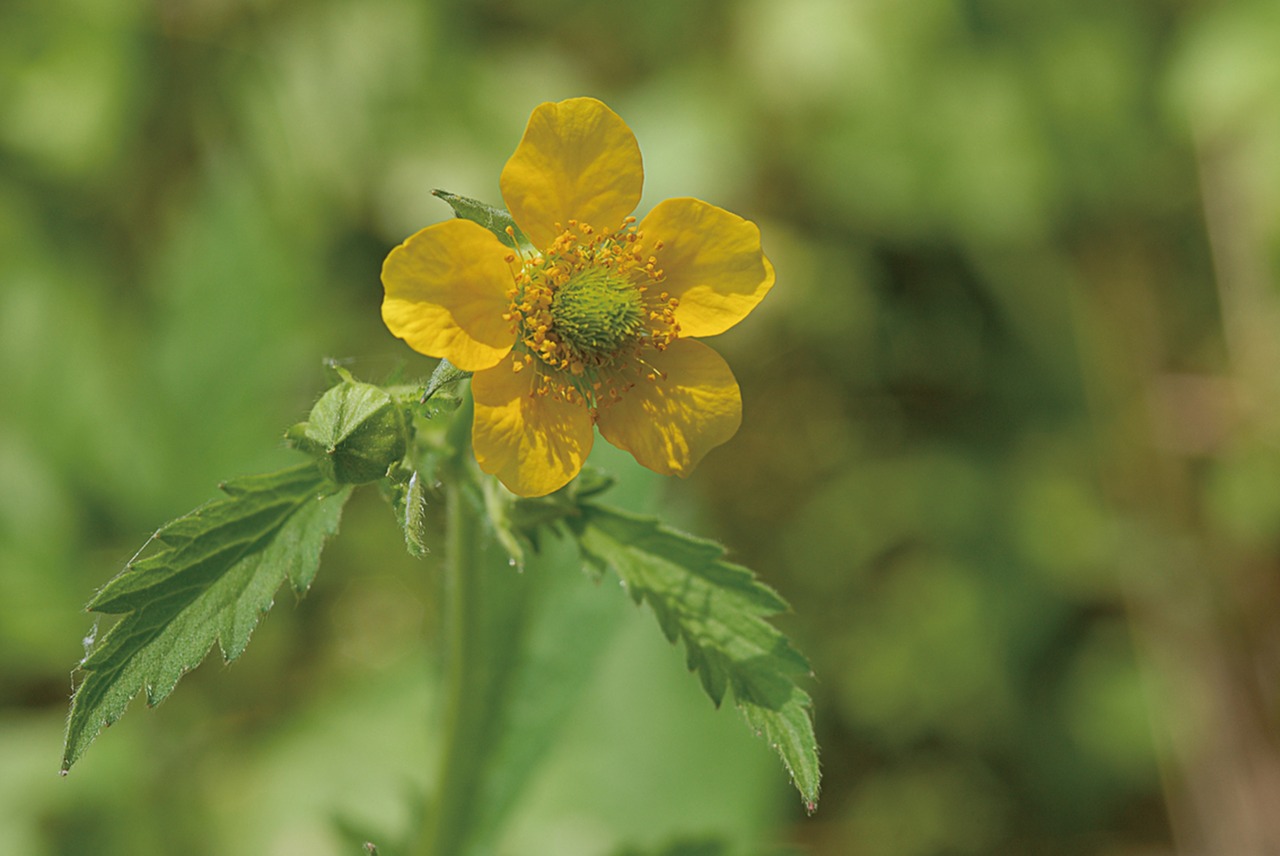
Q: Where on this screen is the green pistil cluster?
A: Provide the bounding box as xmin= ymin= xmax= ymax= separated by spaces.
xmin=549 ymin=268 xmax=645 ymax=361
xmin=503 ymin=219 xmax=677 ymax=407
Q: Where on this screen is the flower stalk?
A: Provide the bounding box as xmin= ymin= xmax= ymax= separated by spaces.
xmin=413 ymin=392 xmax=533 ymax=856
xmin=415 ymin=469 xmax=483 ymax=855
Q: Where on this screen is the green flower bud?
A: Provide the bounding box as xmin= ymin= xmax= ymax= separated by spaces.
xmin=288 ymin=378 xmax=408 ymax=485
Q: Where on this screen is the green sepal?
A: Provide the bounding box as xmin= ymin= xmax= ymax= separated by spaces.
xmin=62 ymin=464 xmax=354 ymax=772
xmin=381 ymin=466 xmax=431 ymax=557
xmin=433 ymin=189 xmax=530 ymax=250
xmin=287 ymin=369 xmax=409 ymax=485
xmin=422 ymin=358 xmax=470 ymax=403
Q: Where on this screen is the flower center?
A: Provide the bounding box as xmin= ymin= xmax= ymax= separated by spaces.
xmin=502 ymin=218 xmax=680 ymax=409
xmin=549 ymin=267 xmax=644 ymax=359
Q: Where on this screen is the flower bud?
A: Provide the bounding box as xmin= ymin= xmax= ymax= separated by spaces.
xmin=288 ymin=379 xmax=408 ymax=485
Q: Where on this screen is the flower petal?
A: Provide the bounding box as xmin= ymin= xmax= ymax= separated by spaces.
xmin=640 ymin=197 xmax=774 ymax=338
xmin=596 ymin=339 xmax=742 ymax=477
xmin=381 ymin=218 xmax=516 ymax=371
xmin=472 ymin=356 xmax=596 ymax=497
xmin=500 ymin=97 xmax=643 ymax=250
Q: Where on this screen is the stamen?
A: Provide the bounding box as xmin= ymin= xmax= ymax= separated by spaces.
xmin=502 ymin=217 xmax=677 ymax=409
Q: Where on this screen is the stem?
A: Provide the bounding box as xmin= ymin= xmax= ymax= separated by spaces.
xmin=411 ymin=391 xmax=530 ymax=856
xmin=414 ymin=474 xmax=483 ymax=856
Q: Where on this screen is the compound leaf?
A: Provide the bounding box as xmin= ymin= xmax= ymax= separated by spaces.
xmin=62 ymin=464 xmax=353 ymax=772
xmin=569 ymin=504 xmax=821 ymax=811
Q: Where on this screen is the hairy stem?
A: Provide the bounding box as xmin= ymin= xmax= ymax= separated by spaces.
xmin=412 ymin=391 xmax=530 ymax=856
xmin=415 ymin=475 xmax=483 ymax=856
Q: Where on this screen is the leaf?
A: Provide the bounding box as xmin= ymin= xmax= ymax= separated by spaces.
xmin=569 ymin=504 xmax=821 ymax=811
xmin=432 ymin=189 xmax=530 ymax=250
xmin=62 ymin=464 xmax=354 ymax=772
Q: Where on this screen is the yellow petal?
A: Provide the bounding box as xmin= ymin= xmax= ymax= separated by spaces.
xmin=471 ymin=356 xmax=596 ymax=497
xmin=639 ymin=197 xmax=774 ymax=338
xmin=596 ymin=339 xmax=742 ymax=477
xmin=381 ymin=218 xmax=516 ymax=371
xmin=500 ymin=97 xmax=643 ymax=250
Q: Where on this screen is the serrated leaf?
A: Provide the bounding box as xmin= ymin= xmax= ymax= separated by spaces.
xmin=62 ymin=464 xmax=353 ymax=772
xmin=432 ymin=189 xmax=529 ymax=249
xmin=570 ymin=504 xmax=821 ymax=810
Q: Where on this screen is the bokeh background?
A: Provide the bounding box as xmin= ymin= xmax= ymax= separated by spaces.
xmin=5 ymin=0 xmax=1280 ymax=854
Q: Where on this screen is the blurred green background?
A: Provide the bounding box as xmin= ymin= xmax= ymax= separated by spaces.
xmin=5 ymin=0 xmax=1280 ymax=853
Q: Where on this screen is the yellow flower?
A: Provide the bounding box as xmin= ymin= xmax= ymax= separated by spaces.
xmin=381 ymin=97 xmax=774 ymax=497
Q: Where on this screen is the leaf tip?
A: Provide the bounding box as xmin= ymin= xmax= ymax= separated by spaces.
xmin=60 ymin=730 xmax=85 ymax=776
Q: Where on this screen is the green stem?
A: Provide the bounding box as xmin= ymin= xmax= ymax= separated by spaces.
xmin=412 ymin=391 xmax=530 ymax=856
xmin=416 ymin=475 xmax=483 ymax=856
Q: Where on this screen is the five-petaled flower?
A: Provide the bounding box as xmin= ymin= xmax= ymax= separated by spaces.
xmin=381 ymin=97 xmax=774 ymax=497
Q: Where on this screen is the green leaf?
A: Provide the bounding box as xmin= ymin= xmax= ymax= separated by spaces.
xmin=569 ymin=504 xmax=821 ymax=811
xmin=432 ymin=189 xmax=529 ymax=249
xmin=62 ymin=464 xmax=354 ymax=772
